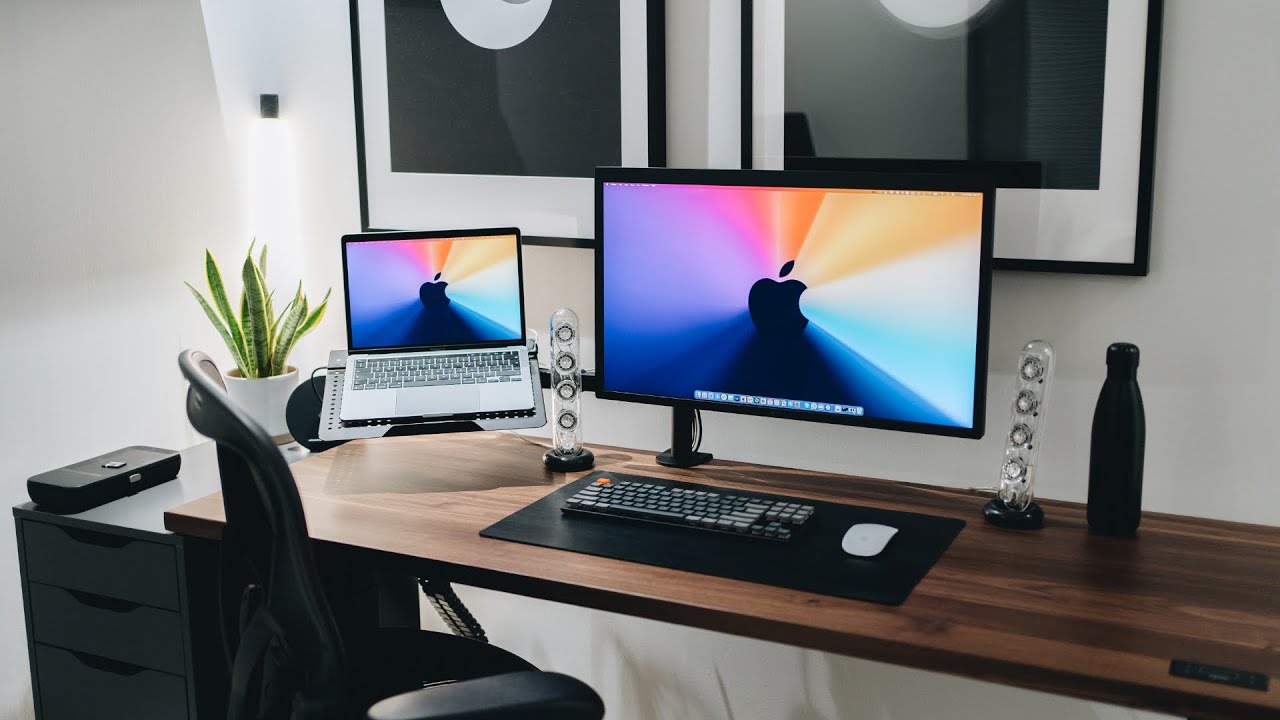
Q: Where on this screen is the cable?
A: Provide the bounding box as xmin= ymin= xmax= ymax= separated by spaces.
xmin=504 ymin=430 xmax=550 ymax=449
xmin=309 ymin=366 xmax=327 ymax=401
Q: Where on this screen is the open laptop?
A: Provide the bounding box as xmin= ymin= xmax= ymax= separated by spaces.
xmin=339 ymin=228 xmax=535 ymax=422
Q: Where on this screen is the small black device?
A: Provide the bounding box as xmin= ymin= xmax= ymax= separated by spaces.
xmin=562 ymin=472 xmax=816 ymax=542
xmin=27 ymin=446 xmax=181 ymax=513
xmin=1169 ymin=660 xmax=1268 ymax=691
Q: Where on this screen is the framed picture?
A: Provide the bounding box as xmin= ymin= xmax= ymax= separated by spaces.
xmin=743 ymin=0 xmax=1164 ymax=275
xmin=351 ymin=0 xmax=666 ymax=248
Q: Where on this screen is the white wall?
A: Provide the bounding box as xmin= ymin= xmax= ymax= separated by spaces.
xmin=2 ymin=0 xmax=1277 ymax=718
xmin=0 ymin=0 xmax=246 ymax=717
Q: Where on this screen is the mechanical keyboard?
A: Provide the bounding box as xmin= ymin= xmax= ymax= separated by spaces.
xmin=561 ymin=473 xmax=815 ymax=542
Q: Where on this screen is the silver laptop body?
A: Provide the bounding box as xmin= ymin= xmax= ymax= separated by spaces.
xmin=338 ymin=228 xmax=534 ymax=422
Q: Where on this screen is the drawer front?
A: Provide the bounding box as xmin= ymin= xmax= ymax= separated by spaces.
xmin=30 ymin=583 xmax=185 ymax=675
xmin=35 ymin=644 xmax=187 ymax=720
xmin=22 ymin=520 xmax=178 ymax=609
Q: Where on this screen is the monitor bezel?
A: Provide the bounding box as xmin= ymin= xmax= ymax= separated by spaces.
xmin=341 ymin=227 xmax=527 ymax=354
xmin=593 ymin=166 xmax=996 ymax=440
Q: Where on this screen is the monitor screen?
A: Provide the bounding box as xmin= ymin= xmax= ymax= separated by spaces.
xmin=342 ymin=230 xmax=524 ymax=352
xmin=596 ymin=168 xmax=994 ymax=438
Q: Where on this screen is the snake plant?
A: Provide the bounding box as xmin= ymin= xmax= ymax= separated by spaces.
xmin=186 ymin=242 xmax=330 ymax=378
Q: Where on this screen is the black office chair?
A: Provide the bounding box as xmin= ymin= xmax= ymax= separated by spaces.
xmin=178 ymin=350 xmax=605 ymax=720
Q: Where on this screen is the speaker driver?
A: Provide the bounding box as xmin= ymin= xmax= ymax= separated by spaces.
xmin=1009 ymin=423 xmax=1032 ymax=447
xmin=1014 ymin=390 xmax=1038 ymax=415
xmin=554 ymin=351 xmax=578 ymax=373
xmin=555 ymin=380 xmax=578 ymax=401
xmin=1019 ymin=356 xmax=1045 ymax=381
xmin=1001 ymin=456 xmax=1026 ymax=481
xmin=553 ymin=322 xmax=576 ymax=343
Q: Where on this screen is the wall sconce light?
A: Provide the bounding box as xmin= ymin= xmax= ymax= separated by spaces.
xmin=260 ymin=93 xmax=279 ymax=119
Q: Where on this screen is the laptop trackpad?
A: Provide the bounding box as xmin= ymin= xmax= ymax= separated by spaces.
xmin=394 ymin=386 xmax=479 ymax=417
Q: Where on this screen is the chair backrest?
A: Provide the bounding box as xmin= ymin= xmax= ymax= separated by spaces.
xmin=179 ymin=350 xmax=349 ymax=719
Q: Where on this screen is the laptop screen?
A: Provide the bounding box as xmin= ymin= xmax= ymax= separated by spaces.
xmin=343 ymin=230 xmax=524 ymax=352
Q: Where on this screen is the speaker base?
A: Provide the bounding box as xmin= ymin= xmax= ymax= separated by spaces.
xmin=655 ymin=449 xmax=713 ymax=469
xmin=983 ymin=498 xmax=1044 ymax=529
xmin=544 ymin=448 xmax=595 ymax=472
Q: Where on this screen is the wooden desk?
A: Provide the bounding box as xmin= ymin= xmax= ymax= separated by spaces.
xmin=164 ymin=433 xmax=1280 ymax=719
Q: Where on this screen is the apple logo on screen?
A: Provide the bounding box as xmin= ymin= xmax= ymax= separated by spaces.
xmin=419 ymin=272 xmax=452 ymax=309
xmin=441 ymin=0 xmax=553 ymax=50
xmin=748 ymin=261 xmax=809 ymax=335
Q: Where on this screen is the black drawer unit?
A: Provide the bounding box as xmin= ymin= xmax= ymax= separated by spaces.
xmin=14 ymin=444 xmax=224 ymax=720
xmin=29 ymin=583 xmax=185 ymax=675
xmin=33 ymin=644 xmax=187 ymax=720
xmin=23 ymin=522 xmax=179 ymax=609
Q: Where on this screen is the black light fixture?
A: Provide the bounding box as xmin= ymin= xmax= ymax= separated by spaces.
xmin=259 ymin=93 xmax=279 ymax=119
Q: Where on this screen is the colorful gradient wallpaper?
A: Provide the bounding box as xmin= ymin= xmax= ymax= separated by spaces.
xmin=345 ymin=233 xmax=522 ymax=350
xmin=601 ymin=183 xmax=986 ymax=429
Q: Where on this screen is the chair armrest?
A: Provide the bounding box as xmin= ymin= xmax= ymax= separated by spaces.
xmin=367 ymin=671 xmax=604 ymax=720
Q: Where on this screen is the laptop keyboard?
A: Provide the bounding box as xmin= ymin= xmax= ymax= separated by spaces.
xmin=351 ymin=351 xmax=522 ymax=391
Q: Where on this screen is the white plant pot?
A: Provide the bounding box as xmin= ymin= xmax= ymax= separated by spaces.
xmin=223 ymin=367 xmax=299 ymax=444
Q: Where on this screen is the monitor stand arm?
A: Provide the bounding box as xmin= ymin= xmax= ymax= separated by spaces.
xmin=655 ymin=406 xmax=712 ymax=468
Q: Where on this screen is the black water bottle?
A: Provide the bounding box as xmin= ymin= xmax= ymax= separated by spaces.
xmin=1087 ymin=343 xmax=1145 ymax=535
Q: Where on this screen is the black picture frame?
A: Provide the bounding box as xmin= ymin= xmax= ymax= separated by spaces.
xmin=741 ymin=0 xmax=1164 ymax=275
xmin=351 ymin=0 xmax=667 ymax=250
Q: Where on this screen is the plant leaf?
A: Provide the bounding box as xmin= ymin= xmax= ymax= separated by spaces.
xmin=434 ymin=272 xmax=441 ymax=282
xmin=238 ymin=286 xmax=256 ymax=377
xmin=205 ymin=250 xmax=248 ymax=365
xmin=252 ymin=246 xmax=275 ymax=351
xmin=779 ymin=260 xmax=795 ymax=278
xmin=253 ymin=259 xmax=275 ymax=371
xmin=242 ymin=255 xmax=271 ymax=377
xmin=271 ymin=294 xmax=307 ymax=376
xmin=265 ymin=289 xmax=278 ymax=351
xmin=295 ymin=288 xmax=331 ymax=339
xmin=186 ymin=283 xmax=247 ymax=374
xmin=271 ymin=283 xmax=304 ymax=374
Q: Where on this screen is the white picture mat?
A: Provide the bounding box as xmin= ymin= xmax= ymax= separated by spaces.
xmin=357 ymin=0 xmax=651 ymax=239
xmin=751 ymin=0 xmax=1150 ymax=264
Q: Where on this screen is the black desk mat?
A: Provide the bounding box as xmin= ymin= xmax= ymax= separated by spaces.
xmin=481 ymin=471 xmax=965 ymax=606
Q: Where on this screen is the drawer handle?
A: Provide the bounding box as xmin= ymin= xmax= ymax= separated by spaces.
xmin=58 ymin=525 xmax=135 ymax=549
xmin=64 ymin=588 xmax=142 ymax=613
xmin=68 ymin=650 xmax=146 ymax=677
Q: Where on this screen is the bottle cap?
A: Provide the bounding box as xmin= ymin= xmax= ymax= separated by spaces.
xmin=1106 ymin=342 xmax=1140 ymax=371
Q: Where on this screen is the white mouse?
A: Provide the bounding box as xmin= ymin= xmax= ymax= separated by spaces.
xmin=841 ymin=523 xmax=899 ymax=557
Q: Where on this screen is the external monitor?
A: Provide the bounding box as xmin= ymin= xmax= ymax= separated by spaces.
xmin=595 ymin=167 xmax=995 ymax=465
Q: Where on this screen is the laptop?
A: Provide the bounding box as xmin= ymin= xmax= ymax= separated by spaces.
xmin=338 ymin=228 xmax=535 ymax=422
